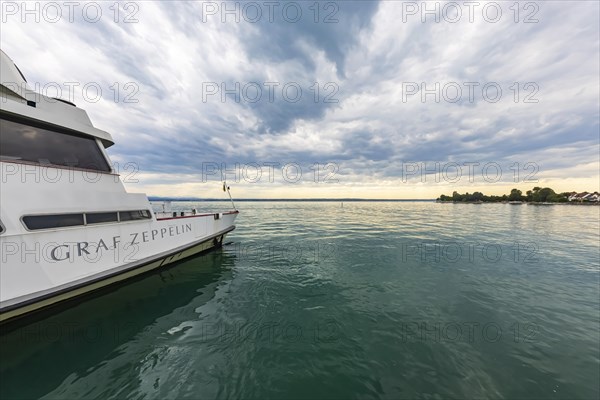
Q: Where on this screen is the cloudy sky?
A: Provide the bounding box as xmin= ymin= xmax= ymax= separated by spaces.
xmin=1 ymin=1 xmax=598 ymax=199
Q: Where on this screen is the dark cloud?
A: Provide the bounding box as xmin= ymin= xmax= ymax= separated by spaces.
xmin=237 ymin=0 xmax=380 ymax=133
xmin=3 ymin=0 xmax=598 ymax=191
xmin=242 ymin=1 xmax=379 ymax=75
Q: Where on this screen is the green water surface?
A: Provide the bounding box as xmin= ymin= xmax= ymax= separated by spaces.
xmin=1 ymin=202 xmax=599 ymax=399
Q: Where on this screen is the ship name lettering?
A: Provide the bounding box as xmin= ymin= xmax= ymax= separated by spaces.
xmin=48 ymin=223 xmax=194 ymax=262
xmin=77 ymin=242 xmax=90 ymax=256
xmin=50 ymin=245 xmax=70 ymax=261
xmin=129 ymin=233 xmax=140 ymax=245
xmin=97 ymin=239 xmax=109 ymax=252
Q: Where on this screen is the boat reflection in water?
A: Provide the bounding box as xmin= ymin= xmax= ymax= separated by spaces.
xmin=0 ymin=248 xmax=236 ymax=400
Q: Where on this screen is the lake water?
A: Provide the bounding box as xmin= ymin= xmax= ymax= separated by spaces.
xmin=1 ymin=201 xmax=599 ymax=399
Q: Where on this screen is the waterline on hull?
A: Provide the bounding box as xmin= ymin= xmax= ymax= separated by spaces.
xmin=0 ymin=226 xmax=235 ymax=324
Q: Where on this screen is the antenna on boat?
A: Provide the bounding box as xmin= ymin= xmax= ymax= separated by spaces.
xmin=223 ymin=181 xmax=236 ymax=210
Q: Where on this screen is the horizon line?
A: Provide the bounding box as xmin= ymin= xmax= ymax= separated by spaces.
xmin=148 ymin=197 xmax=437 ymax=202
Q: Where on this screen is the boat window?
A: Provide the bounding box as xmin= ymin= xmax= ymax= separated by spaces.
xmin=23 ymin=214 xmax=85 ymax=230
xmin=0 ymin=116 xmax=111 ymax=172
xmin=86 ymin=212 xmax=118 ymax=224
xmin=0 ymin=220 xmax=4 ymax=234
xmin=119 ymin=210 xmax=152 ymax=221
xmin=22 ymin=210 xmax=152 ymax=230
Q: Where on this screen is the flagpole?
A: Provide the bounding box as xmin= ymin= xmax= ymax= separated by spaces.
xmin=223 ymin=180 xmax=236 ymax=210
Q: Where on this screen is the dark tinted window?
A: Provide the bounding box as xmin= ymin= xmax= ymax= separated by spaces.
xmin=0 ymin=117 xmax=111 ymax=172
xmin=23 ymin=214 xmax=84 ymax=230
xmin=86 ymin=212 xmax=118 ymax=224
xmin=119 ymin=210 xmax=152 ymax=221
xmin=0 ymin=221 xmax=4 ymax=234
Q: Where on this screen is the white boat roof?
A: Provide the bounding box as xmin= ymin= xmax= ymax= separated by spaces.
xmin=0 ymin=49 xmax=114 ymax=148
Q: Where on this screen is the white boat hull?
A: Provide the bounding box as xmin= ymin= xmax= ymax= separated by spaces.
xmin=0 ymin=211 xmax=238 ymax=323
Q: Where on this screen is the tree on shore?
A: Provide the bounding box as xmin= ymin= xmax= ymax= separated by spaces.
xmin=508 ymin=189 xmax=524 ymax=201
xmin=530 ymin=187 xmax=563 ymax=202
xmin=437 ymin=186 xmax=569 ymax=203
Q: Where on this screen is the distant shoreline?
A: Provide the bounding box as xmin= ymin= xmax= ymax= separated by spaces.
xmin=148 ymin=198 xmax=436 ymax=202
xmin=437 ymin=187 xmax=600 ymax=204
xmin=147 ymin=198 xmax=600 ymax=204
xmin=436 ymin=200 xmax=599 ymax=205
